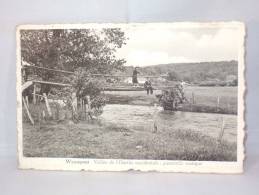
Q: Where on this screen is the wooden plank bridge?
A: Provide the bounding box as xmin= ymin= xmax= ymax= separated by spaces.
xmin=22 ymin=64 xmax=176 ymax=92
xmin=22 ymin=80 xmax=175 ymax=92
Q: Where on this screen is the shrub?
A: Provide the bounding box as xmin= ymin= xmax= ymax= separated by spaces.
xmin=157 ymin=85 xmax=187 ymax=111
xmin=50 ymin=68 xmax=107 ymax=121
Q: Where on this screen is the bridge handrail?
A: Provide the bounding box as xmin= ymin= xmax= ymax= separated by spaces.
xmin=23 ymin=65 xmax=168 ymax=78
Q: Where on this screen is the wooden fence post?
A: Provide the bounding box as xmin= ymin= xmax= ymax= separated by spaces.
xmin=87 ymin=96 xmax=91 ymax=110
xmin=81 ymin=99 xmax=83 ymax=110
xmin=43 ymin=93 xmax=52 ymax=117
xmin=33 ymin=84 xmax=36 ymax=104
xmin=86 ymin=96 xmax=93 ymax=120
xmin=71 ymin=92 xmax=77 ymax=113
xmin=153 ymin=103 xmax=158 ymax=133
xmin=216 ymin=96 xmax=220 ymax=111
xmin=82 ymin=99 xmax=86 ymax=120
xmin=42 ymin=110 xmax=46 ymax=120
xmin=192 ymin=92 xmax=195 ymax=104
xmin=218 ymin=117 xmax=225 ymax=143
xmin=22 ymin=96 xmax=34 ymax=125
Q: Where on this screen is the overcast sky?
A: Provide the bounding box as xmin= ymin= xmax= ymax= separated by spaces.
xmin=116 ymin=25 xmax=240 ymax=66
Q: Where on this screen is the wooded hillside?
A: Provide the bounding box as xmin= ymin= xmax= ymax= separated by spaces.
xmin=120 ymin=60 xmax=238 ymax=83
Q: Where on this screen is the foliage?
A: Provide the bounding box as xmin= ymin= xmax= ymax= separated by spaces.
xmin=21 ymin=28 xmax=127 ymax=120
xmin=69 ymin=68 xmax=106 ymax=117
xmin=20 ymin=28 xmax=127 ymax=86
xmin=50 ymin=68 xmax=107 ymax=121
xmin=121 ymin=61 xmax=238 ymax=84
xmin=230 ymin=78 xmax=238 ymax=86
xmin=157 ymin=85 xmax=187 ymax=111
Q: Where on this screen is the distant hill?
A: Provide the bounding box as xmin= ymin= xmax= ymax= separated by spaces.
xmin=120 ymin=60 xmax=238 ymax=83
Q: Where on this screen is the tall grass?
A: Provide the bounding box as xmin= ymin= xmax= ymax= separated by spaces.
xmin=156 ymin=129 xmax=236 ymax=161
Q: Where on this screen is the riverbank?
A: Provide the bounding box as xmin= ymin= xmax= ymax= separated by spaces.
xmin=23 ymin=120 xmax=236 ymax=161
xmin=105 ymin=86 xmax=237 ymax=115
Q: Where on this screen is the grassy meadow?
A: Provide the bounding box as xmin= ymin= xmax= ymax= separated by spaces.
xmin=23 ymin=120 xmax=236 ymax=161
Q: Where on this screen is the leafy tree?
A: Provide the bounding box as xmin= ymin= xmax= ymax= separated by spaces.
xmin=21 ymin=28 xmax=127 ymax=121
xmin=20 ymin=28 xmax=127 ymax=93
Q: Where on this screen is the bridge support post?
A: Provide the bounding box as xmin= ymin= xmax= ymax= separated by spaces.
xmin=43 ymin=93 xmax=52 ymax=117
xmin=22 ymin=96 xmax=34 ymax=125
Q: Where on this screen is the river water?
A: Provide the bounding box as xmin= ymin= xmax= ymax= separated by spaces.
xmin=100 ymin=104 xmax=237 ymax=143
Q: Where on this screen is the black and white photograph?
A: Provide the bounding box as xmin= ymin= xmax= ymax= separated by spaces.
xmin=17 ymin=23 xmax=245 ymax=173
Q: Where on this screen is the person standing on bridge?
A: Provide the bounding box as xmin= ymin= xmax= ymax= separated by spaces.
xmin=132 ymin=67 xmax=140 ymax=87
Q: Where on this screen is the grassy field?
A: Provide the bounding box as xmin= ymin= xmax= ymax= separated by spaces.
xmin=185 ymin=86 xmax=237 ymax=108
xmin=23 ymin=120 xmax=236 ymax=161
xmin=105 ymin=86 xmax=237 ymax=114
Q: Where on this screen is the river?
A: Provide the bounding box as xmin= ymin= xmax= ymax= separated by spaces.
xmin=100 ymin=104 xmax=237 ymax=143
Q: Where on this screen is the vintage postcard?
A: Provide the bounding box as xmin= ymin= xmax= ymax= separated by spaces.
xmin=17 ymin=22 xmax=245 ymax=173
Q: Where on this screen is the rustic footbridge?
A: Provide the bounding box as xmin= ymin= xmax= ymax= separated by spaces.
xmin=21 ymin=64 xmax=178 ymax=125
xmin=22 ymin=64 xmax=173 ymax=92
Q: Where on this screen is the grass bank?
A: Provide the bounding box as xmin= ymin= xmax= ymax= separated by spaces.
xmin=23 ymin=121 xmax=236 ymax=161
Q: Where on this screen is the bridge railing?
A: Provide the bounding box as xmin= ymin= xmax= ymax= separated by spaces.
xmin=22 ymin=64 xmax=169 ymax=79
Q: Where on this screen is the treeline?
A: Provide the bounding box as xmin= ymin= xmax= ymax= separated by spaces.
xmin=122 ymin=61 xmax=238 ymax=85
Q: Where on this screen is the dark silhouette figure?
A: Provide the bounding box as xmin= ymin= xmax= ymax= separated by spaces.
xmin=132 ymin=67 xmax=139 ymax=86
xmin=144 ymin=79 xmax=153 ymax=95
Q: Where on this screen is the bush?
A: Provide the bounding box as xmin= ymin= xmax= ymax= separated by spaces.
xmin=51 ymin=68 xmax=107 ymax=121
xmin=199 ymin=80 xmax=228 ymax=87
xmin=157 ymin=85 xmax=187 ymax=111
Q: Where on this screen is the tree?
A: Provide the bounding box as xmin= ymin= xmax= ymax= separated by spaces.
xmin=20 ymin=28 xmax=127 ymax=93
xmin=21 ymin=28 xmax=127 ymax=121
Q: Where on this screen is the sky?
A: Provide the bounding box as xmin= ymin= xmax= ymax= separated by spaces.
xmin=116 ymin=25 xmax=240 ymax=67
